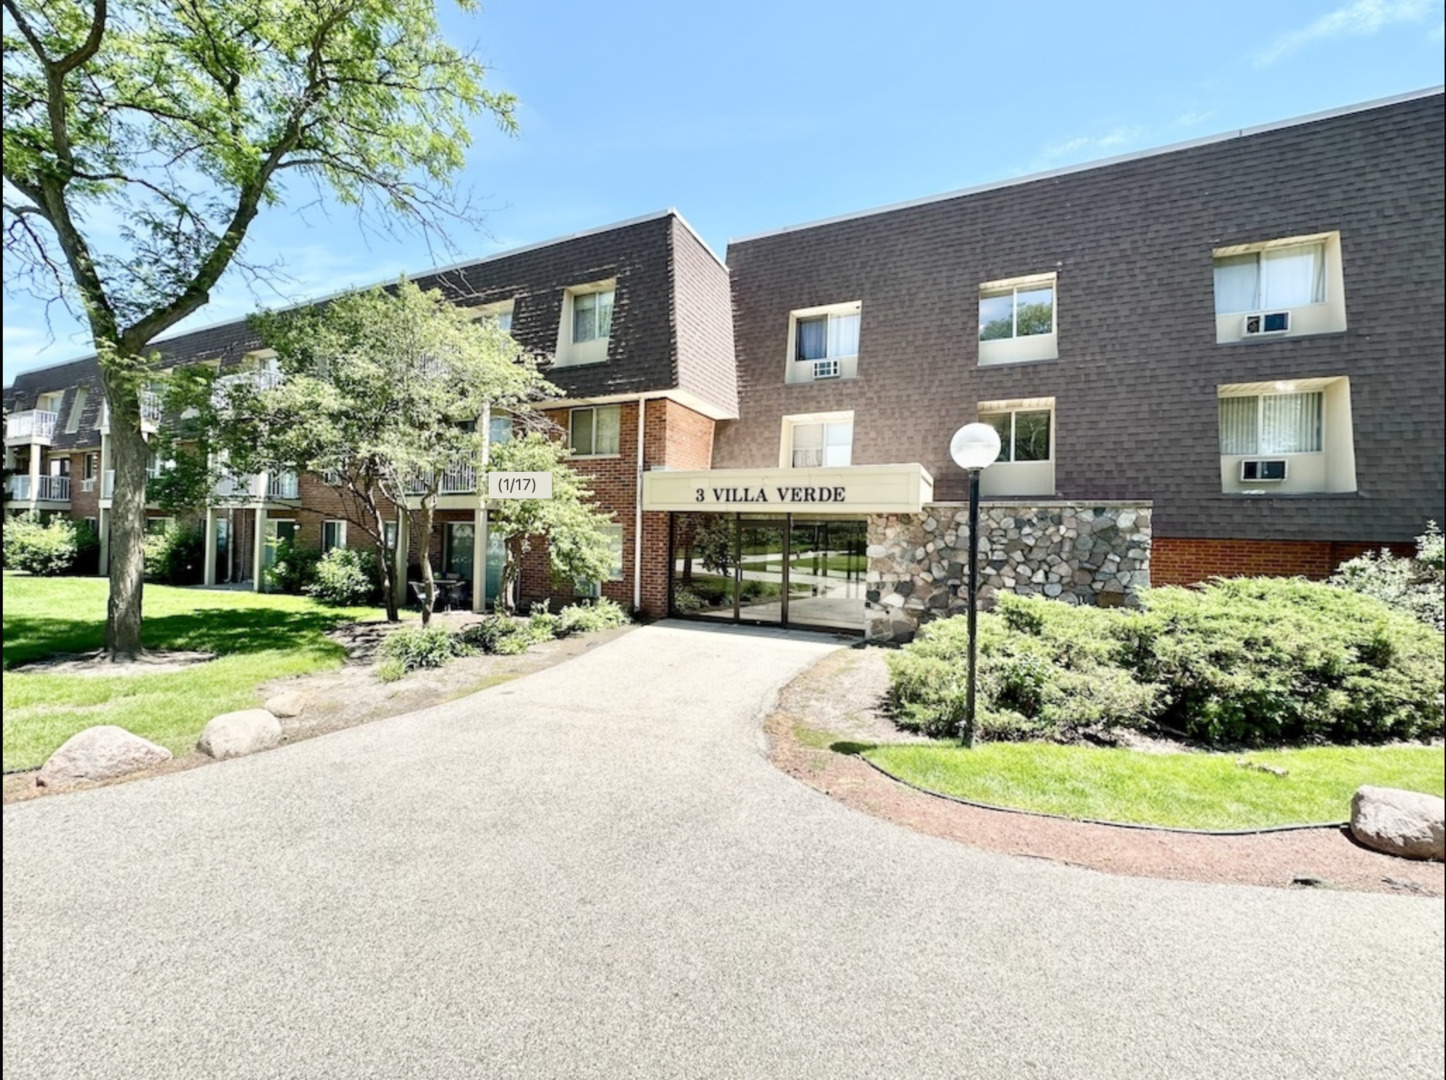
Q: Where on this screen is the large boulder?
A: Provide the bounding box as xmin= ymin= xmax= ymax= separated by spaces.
xmin=264 ymin=692 xmax=307 ymax=719
xmin=1350 ymin=786 xmax=1445 ymax=861
xmin=197 ymin=709 xmax=282 ymax=761
xmin=36 ymin=726 xmax=173 ymax=788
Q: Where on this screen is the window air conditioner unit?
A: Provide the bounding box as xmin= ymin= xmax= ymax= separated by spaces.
xmin=811 ymin=358 xmax=840 ymax=380
xmin=1242 ymin=311 xmax=1291 ymax=336
xmin=1241 ymin=459 xmax=1288 ymax=482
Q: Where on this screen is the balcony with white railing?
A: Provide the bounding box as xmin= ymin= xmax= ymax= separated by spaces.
xmin=8 ymin=475 xmax=31 ymax=501
xmin=211 ymin=367 xmax=283 ymax=410
xmin=37 ymin=475 xmax=70 ymax=502
xmin=267 ymin=472 xmax=299 ymax=499
xmin=5 ymin=410 xmax=58 ymax=444
xmin=99 ymin=390 xmax=163 ymax=434
xmin=404 ymin=462 xmax=478 ymax=496
xmin=212 ymin=471 xmax=264 ymax=501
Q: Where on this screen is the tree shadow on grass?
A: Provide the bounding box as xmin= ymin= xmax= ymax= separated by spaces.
xmin=3 ymin=608 xmax=359 ymax=670
xmin=829 ymin=740 xmax=876 ymax=757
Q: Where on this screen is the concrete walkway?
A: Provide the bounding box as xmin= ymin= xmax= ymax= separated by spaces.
xmin=4 ymin=622 xmax=1442 ymax=1080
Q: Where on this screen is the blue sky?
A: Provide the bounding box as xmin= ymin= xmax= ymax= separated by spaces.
xmin=4 ymin=0 xmax=1443 ymax=383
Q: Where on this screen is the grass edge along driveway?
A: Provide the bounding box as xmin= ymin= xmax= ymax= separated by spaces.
xmin=3 ymin=574 xmax=386 ymax=772
xmin=861 ymin=740 xmax=1445 ymax=830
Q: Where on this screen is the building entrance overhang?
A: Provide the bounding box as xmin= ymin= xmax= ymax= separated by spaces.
xmin=643 ymin=463 xmax=933 ymax=515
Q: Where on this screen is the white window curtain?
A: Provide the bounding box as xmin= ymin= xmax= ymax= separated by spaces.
xmin=1213 ymin=254 xmax=1260 ymax=315
xmin=593 ymin=405 xmax=621 ymax=455
xmin=1260 ymin=392 xmax=1323 ymax=453
xmin=1261 ymin=245 xmax=1324 ymax=309
xmin=1218 ymin=397 xmax=1259 ymax=454
xmin=826 ymin=312 xmax=860 ymax=358
xmin=791 ymin=422 xmax=824 ymax=468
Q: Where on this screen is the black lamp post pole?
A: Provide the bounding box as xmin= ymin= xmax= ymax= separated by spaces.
xmin=962 ymin=467 xmax=981 ymax=747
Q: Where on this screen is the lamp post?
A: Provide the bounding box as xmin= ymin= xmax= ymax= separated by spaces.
xmin=949 ymin=422 xmax=1002 ymax=747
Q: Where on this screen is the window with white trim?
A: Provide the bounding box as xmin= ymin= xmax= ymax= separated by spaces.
xmin=785 ymin=302 xmax=861 ymax=383
xmin=977 ymin=274 xmax=1057 ymax=365
xmin=569 ymin=405 xmax=621 ymax=457
xmin=788 ymin=418 xmax=853 ymax=468
xmin=976 ymin=399 xmax=1056 ymax=498
xmin=1217 ymin=392 xmax=1322 ymax=456
xmin=322 ymin=520 xmax=347 ymax=553
xmin=472 ymin=300 xmax=515 ymax=335
xmin=1216 ymin=378 xmax=1356 ymax=495
xmin=1212 ymin=233 xmax=1345 ymax=343
xmin=555 ymin=282 xmax=616 ymax=366
xmin=572 ymin=290 xmax=613 ymax=344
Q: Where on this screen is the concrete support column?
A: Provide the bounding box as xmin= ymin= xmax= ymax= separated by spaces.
xmin=252 ymin=500 xmax=268 ymax=593
xmin=203 ymin=506 xmax=218 ymax=586
xmin=27 ymin=446 xmax=41 ymax=509
xmin=473 ymin=403 xmax=490 ymax=614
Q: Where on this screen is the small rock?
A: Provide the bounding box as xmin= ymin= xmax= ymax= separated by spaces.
xmin=265 ymin=691 xmax=306 ymax=718
xmin=1350 ymin=786 xmax=1445 ymax=861
xmin=198 ymin=709 xmax=282 ymax=761
xmin=1236 ymin=758 xmax=1289 ymax=777
xmin=37 ymin=726 xmax=172 ymax=788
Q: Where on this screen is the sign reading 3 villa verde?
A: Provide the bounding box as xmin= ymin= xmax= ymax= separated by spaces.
xmin=642 ymin=464 xmax=934 ymax=515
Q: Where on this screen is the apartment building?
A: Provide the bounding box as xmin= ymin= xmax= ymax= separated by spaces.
xmin=6 ymin=88 xmax=1443 ymax=637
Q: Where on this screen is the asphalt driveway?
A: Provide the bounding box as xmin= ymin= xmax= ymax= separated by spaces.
xmin=4 ymin=621 xmax=1443 ymax=1079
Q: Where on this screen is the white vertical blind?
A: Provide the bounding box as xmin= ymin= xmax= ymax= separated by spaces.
xmin=1260 ymin=392 xmax=1323 ymax=453
xmin=1218 ymin=397 xmax=1259 ymax=454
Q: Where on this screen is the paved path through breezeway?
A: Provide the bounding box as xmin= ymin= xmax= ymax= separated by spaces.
xmin=4 ymin=622 xmax=1443 ymax=1080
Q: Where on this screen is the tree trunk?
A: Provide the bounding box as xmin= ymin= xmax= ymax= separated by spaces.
xmin=500 ymin=537 xmax=523 ymax=614
xmin=104 ymin=389 xmax=148 ymax=659
xmin=365 ymin=500 xmax=399 ymax=623
xmin=416 ymin=496 xmax=437 ymax=626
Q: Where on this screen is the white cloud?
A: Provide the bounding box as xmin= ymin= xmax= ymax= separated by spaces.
xmin=1170 ymin=109 xmax=1216 ymax=129
xmin=1031 ymin=126 xmax=1144 ymax=170
xmin=1255 ymin=0 xmax=1444 ymax=66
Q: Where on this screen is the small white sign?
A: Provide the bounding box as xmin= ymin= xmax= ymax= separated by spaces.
xmin=486 ymin=471 xmax=553 ymax=499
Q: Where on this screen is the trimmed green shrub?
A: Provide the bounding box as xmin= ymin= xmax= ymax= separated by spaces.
xmin=143 ymin=523 xmax=206 ymax=585
xmin=888 ymin=581 xmax=1444 ymax=747
xmin=889 ymin=599 xmax=1159 ymax=742
xmin=377 ymin=624 xmax=471 ymax=677
xmin=1330 ymin=523 xmax=1444 ymax=632
xmin=1146 ymin=578 xmax=1443 ymax=746
xmin=555 ymin=597 xmax=630 ymax=636
xmin=2 ymin=514 xmax=98 ymax=576
xmin=264 ymin=539 xmax=322 ymax=595
xmin=305 ymin=547 xmax=380 ymax=606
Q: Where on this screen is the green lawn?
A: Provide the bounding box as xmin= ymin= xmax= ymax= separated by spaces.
xmin=862 ymin=740 xmax=1445 ymax=830
xmin=760 ymin=554 xmax=866 ymax=575
xmin=3 ymin=574 xmax=388 ymax=771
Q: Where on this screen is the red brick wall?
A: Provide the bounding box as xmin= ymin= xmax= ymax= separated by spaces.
xmin=517 ymin=398 xmax=717 ymax=617
xmin=1152 ymin=537 xmax=1417 ymax=585
xmin=68 ymin=451 xmax=100 ymax=523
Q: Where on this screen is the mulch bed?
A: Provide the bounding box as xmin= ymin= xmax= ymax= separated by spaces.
xmin=767 ymin=647 xmax=1445 ymax=896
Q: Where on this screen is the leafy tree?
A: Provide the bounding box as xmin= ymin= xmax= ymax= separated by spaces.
xmin=2 ymin=0 xmax=516 ymax=656
xmin=220 ymin=279 xmax=551 ymax=623
xmin=486 ymin=432 xmax=619 ymax=613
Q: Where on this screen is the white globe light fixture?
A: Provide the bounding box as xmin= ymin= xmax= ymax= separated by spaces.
xmin=948 ymin=421 xmax=1001 ymax=748
xmin=950 ymin=422 xmax=1002 ymax=471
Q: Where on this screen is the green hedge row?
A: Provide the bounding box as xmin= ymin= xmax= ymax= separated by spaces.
xmin=888 ymin=578 xmax=1445 ymax=747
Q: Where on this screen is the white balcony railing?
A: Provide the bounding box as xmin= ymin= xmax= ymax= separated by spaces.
xmin=212 ymin=471 xmax=263 ymax=500
xmin=8 ymin=475 xmax=31 ymax=500
xmin=211 ymin=368 xmax=283 ymax=410
xmin=37 ymin=475 xmax=70 ymax=501
xmin=267 ymin=472 xmax=299 ymax=499
xmin=5 ymin=410 xmax=58 ymax=442
xmin=406 ymin=463 xmax=478 ymax=495
xmin=139 ymin=390 xmax=162 ymax=427
xmin=81 ymin=477 xmax=96 ymax=493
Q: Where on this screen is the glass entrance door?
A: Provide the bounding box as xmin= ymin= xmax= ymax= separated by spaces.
xmin=669 ymin=513 xmax=866 ymax=633
xmin=736 ymin=518 xmax=788 ymax=624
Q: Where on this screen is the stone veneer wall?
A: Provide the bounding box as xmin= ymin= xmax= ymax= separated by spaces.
xmin=865 ymin=501 xmax=1153 ymax=642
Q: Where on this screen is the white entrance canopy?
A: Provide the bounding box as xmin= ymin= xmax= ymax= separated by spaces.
xmin=643 ymin=463 xmax=934 ymax=515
